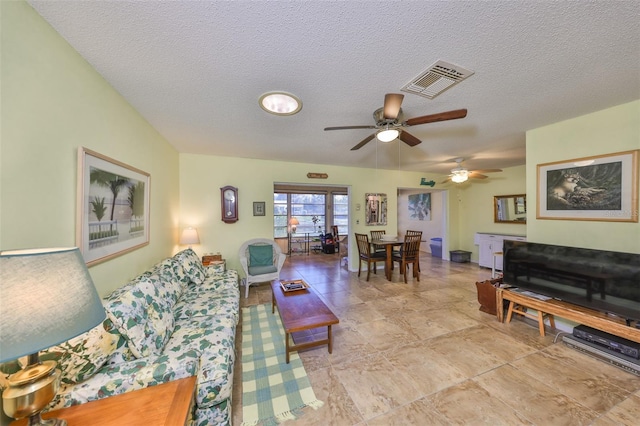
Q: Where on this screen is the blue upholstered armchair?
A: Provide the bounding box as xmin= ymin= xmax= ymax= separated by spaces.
xmin=238 ymin=238 xmax=286 ymax=298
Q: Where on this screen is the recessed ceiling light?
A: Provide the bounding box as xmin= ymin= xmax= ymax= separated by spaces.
xmin=259 ymin=92 xmax=302 ymax=116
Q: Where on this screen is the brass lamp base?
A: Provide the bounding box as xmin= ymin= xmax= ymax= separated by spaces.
xmin=25 ymin=413 xmax=66 ymax=426
xmin=2 ymin=357 xmax=66 ymax=426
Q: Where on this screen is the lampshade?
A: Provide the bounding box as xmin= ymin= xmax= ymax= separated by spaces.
xmin=0 ymin=247 xmax=106 ymax=363
xmin=179 ymin=227 xmax=200 ymax=246
xmin=376 ymin=128 xmax=399 ymax=142
xmin=288 ymin=217 xmax=299 ymax=233
xmin=451 ymin=170 xmax=469 ymax=183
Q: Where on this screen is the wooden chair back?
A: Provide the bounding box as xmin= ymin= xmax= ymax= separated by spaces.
xmin=401 ymin=234 xmax=422 ymax=260
xmin=405 ymin=230 xmax=422 ymax=238
xmin=370 ymin=230 xmax=385 ymax=241
xmin=355 ymin=233 xmax=373 ymax=257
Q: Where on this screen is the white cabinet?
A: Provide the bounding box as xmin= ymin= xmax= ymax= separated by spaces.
xmin=475 ymin=233 xmax=526 ymax=270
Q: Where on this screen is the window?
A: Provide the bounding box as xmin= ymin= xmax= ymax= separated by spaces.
xmin=333 ymin=194 xmax=349 ymax=236
xmin=292 ymin=193 xmax=326 ymax=235
xmin=273 ymin=193 xmax=289 ymax=238
xmin=274 ymin=193 xmax=326 ymax=237
xmin=274 ymin=188 xmax=348 ymax=238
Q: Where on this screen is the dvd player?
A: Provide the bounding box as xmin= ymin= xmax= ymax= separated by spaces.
xmin=563 ymin=334 xmax=640 ymax=376
xmin=573 ymin=325 xmax=640 ymax=359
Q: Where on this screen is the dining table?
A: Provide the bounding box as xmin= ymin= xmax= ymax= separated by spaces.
xmin=370 ymin=237 xmax=404 ymax=281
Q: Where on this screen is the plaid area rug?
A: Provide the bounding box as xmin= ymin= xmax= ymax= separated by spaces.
xmin=241 ymin=304 xmax=323 ymax=425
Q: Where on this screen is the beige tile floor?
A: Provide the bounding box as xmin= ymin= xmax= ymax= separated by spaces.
xmin=232 ymin=251 xmax=640 ymax=425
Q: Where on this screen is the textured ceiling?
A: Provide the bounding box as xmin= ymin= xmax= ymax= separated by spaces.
xmin=28 ymin=1 xmax=640 ymax=176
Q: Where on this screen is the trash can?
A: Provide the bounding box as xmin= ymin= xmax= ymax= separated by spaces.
xmin=430 ymin=237 xmax=442 ymax=258
xmin=450 ymin=250 xmax=471 ymax=263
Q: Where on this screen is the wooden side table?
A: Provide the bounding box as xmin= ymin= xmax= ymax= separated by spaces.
xmin=11 ymin=376 xmax=196 ymax=426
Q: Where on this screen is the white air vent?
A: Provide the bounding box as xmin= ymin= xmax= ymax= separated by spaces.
xmin=402 ymin=60 xmax=474 ymax=99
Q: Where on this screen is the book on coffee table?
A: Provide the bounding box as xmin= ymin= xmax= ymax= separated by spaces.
xmin=280 ymin=279 xmax=309 ymax=292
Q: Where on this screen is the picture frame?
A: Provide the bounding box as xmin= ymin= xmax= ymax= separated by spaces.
xmin=77 ymin=147 xmax=151 ymax=266
xmin=365 ymin=193 xmax=387 ymax=226
xmin=408 ymin=193 xmax=431 ymax=221
xmin=536 ymin=150 xmax=638 ymax=222
xmin=253 ymin=201 xmax=265 ymax=216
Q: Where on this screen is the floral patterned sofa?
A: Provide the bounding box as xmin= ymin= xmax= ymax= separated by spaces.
xmin=40 ymin=248 xmax=239 ymax=425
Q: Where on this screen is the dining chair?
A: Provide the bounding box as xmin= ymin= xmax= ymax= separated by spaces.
xmin=369 ymin=230 xmax=387 ymax=254
xmin=355 ymin=233 xmax=386 ymax=281
xmin=332 ymin=225 xmax=340 ymax=255
xmin=405 ymin=230 xmax=423 ymax=272
xmin=392 ymin=234 xmax=422 ymax=283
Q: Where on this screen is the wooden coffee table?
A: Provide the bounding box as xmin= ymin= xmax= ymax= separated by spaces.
xmin=271 ymin=279 xmax=339 ymax=363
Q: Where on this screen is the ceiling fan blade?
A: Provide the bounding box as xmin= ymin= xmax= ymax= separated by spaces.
xmin=471 ymin=169 xmax=503 ymax=174
xmin=399 ymin=130 xmax=422 ymax=147
xmin=440 ymin=177 xmax=452 ymax=184
xmin=469 ymin=173 xmax=489 ymax=179
xmin=405 ymin=108 xmax=468 ymax=126
xmin=325 ymin=125 xmax=377 ymax=131
xmin=383 ymin=93 xmax=404 ymax=119
xmin=351 ymin=134 xmax=376 ymax=151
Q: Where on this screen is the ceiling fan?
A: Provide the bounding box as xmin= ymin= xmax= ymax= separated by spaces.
xmin=442 ymin=158 xmax=502 ymax=183
xmin=324 ymin=93 xmax=468 ymax=151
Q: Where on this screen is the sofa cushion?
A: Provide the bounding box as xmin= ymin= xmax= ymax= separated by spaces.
xmin=248 ymin=264 xmax=278 ymax=275
xmin=153 ymin=258 xmax=187 ymax=303
xmin=49 ymin=350 xmax=200 ymax=411
xmin=174 ymin=248 xmax=206 ymax=285
xmin=191 ymin=270 xmax=239 ymax=295
xmin=248 ymin=244 xmax=273 ymax=267
xmin=168 ymin=315 xmax=236 ymax=408
xmin=104 ymin=274 xmax=173 ymax=359
xmin=41 ymin=319 xmax=118 ymax=385
xmin=174 ymin=288 xmax=240 ymax=324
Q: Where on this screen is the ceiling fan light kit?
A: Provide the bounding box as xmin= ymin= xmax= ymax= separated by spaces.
xmin=451 ymin=170 xmax=469 ymax=183
xmin=259 ymin=91 xmax=302 ymax=115
xmin=377 ymin=128 xmax=399 ymax=142
xmin=442 ymin=158 xmax=503 ymax=184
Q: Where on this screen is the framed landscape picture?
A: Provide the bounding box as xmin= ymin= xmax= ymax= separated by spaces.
xmin=77 ymin=147 xmax=150 ymax=266
xmin=536 ymin=150 xmax=638 ymax=222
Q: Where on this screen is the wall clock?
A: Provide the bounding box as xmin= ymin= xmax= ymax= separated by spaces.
xmin=220 ymin=186 xmax=238 ymax=223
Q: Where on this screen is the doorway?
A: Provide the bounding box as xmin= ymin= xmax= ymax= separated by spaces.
xmin=397 ymin=188 xmax=449 ymax=260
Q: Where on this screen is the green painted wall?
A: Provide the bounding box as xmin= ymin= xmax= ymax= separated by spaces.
xmin=454 ymin=165 xmax=527 ymax=260
xmin=526 ymin=100 xmax=640 ymax=253
xmin=0 ymin=1 xmax=180 ymax=296
xmin=178 ymin=154 xmax=445 ymax=273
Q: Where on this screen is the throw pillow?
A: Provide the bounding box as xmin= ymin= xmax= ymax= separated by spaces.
xmin=174 ymin=248 xmax=206 ymax=285
xmin=104 ymin=275 xmax=171 ymax=359
xmin=40 ymin=319 xmax=118 ymax=385
xmin=248 ymin=244 xmax=274 ymax=267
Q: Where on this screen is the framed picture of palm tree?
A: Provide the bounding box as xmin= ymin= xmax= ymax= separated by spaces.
xmin=77 ymin=147 xmax=150 ymax=266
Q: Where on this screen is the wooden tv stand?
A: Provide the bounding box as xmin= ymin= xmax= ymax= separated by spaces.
xmin=496 ymin=288 xmax=640 ymax=344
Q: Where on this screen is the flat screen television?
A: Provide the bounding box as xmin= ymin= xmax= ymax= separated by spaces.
xmin=502 ymin=240 xmax=640 ymax=322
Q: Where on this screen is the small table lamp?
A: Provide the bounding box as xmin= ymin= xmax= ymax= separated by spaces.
xmin=288 ymin=218 xmax=299 ymax=233
xmin=0 ymin=247 xmax=106 ymax=426
xmin=179 ymin=227 xmax=200 ymax=248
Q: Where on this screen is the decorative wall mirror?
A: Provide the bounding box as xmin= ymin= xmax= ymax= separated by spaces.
xmin=494 ymin=194 xmax=527 ymax=224
xmin=365 ymin=193 xmax=387 ymax=226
